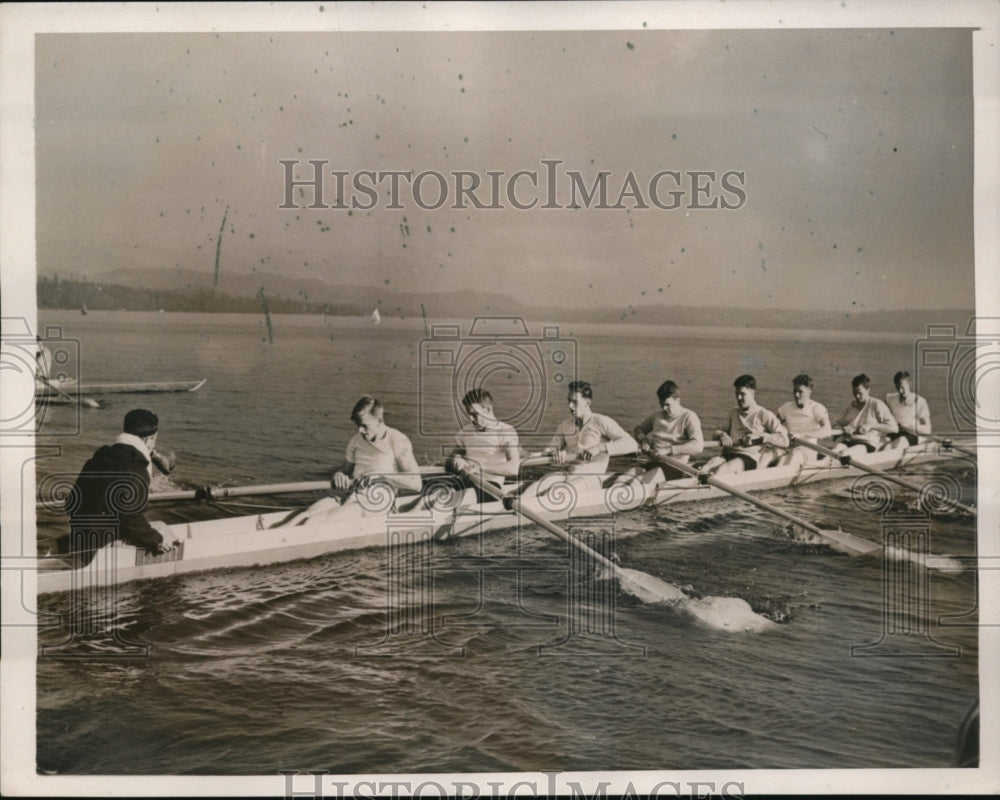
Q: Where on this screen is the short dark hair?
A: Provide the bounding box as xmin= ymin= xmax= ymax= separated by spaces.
xmin=123 ymin=409 xmax=158 ymax=438
xmin=893 ymin=370 xmax=911 ymax=389
xmin=656 ymin=380 xmax=680 ymax=402
xmin=351 ymin=395 xmax=383 ymax=425
xmin=461 ymin=388 xmax=493 ymax=410
xmin=733 ymin=374 xmax=756 ymax=391
xmin=568 ymin=380 xmax=592 ymax=400
xmin=851 ymin=373 xmax=871 ymax=390
xmin=792 ymin=374 xmax=813 ymax=389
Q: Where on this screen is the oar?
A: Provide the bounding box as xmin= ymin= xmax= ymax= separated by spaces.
xmin=36 ymin=480 xmax=333 ymax=510
xmin=462 ymin=468 xmax=773 ymax=631
xmin=654 ymin=454 xmax=880 ymax=556
xmin=462 ymin=469 xmax=684 ymax=603
xmin=37 ymin=466 xmax=452 ymax=510
xmin=920 ymin=432 xmax=977 ymax=458
xmin=792 ymin=438 xmax=977 ymax=516
xmin=38 ymin=376 xmax=100 ymax=408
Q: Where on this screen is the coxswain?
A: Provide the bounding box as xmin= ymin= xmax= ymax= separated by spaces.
xmin=52 ymin=408 xmax=182 ymax=563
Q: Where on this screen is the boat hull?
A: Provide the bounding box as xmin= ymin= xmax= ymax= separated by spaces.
xmin=36 ymin=378 xmax=206 ymax=398
xmin=36 ymin=442 xmax=972 ymax=594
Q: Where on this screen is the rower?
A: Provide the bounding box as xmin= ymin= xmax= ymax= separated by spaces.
xmin=617 ymin=379 xmax=704 ymax=488
xmin=884 ymin=370 xmax=931 ymax=450
xmin=289 ymin=396 xmax=422 ymax=526
xmin=832 ymin=373 xmax=898 ymax=459
xmin=700 ymin=374 xmax=789 ymax=476
xmin=775 ymin=374 xmax=833 ymax=466
xmin=521 ymin=380 xmax=637 ymax=509
xmin=445 ymin=388 xmax=521 ymax=502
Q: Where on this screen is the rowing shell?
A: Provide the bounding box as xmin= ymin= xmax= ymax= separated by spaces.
xmin=36 ymin=378 xmax=206 ymax=403
xmin=36 ymin=378 xmax=206 ymax=396
xmin=35 ymin=441 xmax=973 ymax=594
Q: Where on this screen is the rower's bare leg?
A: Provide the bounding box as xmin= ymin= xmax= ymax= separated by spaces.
xmin=607 ymin=465 xmax=653 ymax=490
xmin=833 ymin=443 xmax=870 ymax=460
xmin=699 ymin=455 xmax=726 ymax=474
xmin=290 ymin=494 xmax=354 ymax=526
xmin=714 ymin=457 xmax=747 ymax=476
xmin=757 ymin=447 xmax=781 ymax=468
xmin=885 ymin=435 xmax=908 ymax=451
xmin=640 ymin=465 xmax=667 ymax=486
xmin=777 ymin=447 xmax=806 ymax=467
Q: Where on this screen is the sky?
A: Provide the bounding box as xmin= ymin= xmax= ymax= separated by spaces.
xmin=32 ymin=26 xmax=976 ymax=312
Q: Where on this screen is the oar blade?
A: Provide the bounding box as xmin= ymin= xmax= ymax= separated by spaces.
xmin=683 ymin=596 xmax=774 ymax=633
xmin=613 ymin=567 xmax=773 ymax=632
xmin=798 ymin=527 xmax=879 ymax=557
xmin=614 ymin=566 xmax=687 ymax=603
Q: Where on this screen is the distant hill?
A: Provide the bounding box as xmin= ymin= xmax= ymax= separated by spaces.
xmin=37 ymin=269 xmax=975 ymax=333
xmin=78 ymin=266 xmax=527 ymax=319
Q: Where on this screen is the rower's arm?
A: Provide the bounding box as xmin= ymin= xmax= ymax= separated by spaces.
xmin=916 ymin=398 xmax=932 ymax=434
xmin=387 ymin=440 xmax=423 ymax=494
xmin=812 ymin=407 xmax=833 ymax=440
xmin=601 ymin=417 xmax=638 ymax=457
xmin=671 ymin=414 xmax=704 ymax=456
xmin=332 ymin=461 xmax=356 ymax=491
xmin=872 ymin=401 xmax=899 ymax=434
xmin=714 ymin=410 xmax=737 ymax=446
xmin=633 ymin=416 xmax=653 ymax=450
xmin=835 ymin=405 xmax=855 ymax=433
xmin=491 ymin=435 xmax=523 ymax=476
xmin=760 ymin=412 xmax=789 ymax=448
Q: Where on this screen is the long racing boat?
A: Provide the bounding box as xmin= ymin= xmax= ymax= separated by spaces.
xmin=36 ymin=378 xmax=206 ymax=401
xmin=34 ymin=440 xmax=975 ymax=595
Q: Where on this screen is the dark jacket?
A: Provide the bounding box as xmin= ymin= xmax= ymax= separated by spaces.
xmin=59 ymin=442 xmax=165 ymax=563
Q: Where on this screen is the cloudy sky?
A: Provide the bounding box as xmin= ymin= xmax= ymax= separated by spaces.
xmin=33 ymin=25 xmax=975 ymax=312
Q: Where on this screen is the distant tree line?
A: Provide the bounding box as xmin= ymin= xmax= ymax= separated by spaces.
xmin=36 ymin=274 xmax=365 ymax=316
xmin=35 ymin=273 xmax=972 ymax=332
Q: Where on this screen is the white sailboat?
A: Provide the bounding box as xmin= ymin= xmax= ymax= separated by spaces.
xmin=371 ymin=308 xmax=381 ymax=324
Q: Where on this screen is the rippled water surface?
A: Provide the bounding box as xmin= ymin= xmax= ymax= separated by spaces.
xmin=33 ymin=311 xmax=979 ymax=774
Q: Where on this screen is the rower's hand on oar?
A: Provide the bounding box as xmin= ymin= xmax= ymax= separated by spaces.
xmin=351 ymin=474 xmax=387 ymax=493
xmin=445 ymin=454 xmax=470 ymax=475
xmin=332 ymin=471 xmax=352 ymax=491
xmin=579 ymin=443 xmax=607 ymax=462
xmin=150 ymin=449 xmax=177 ymax=475
xmin=718 ymin=432 xmax=735 ymax=448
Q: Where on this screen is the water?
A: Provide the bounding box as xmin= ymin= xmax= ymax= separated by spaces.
xmin=32 ymin=310 xmax=979 ymax=774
